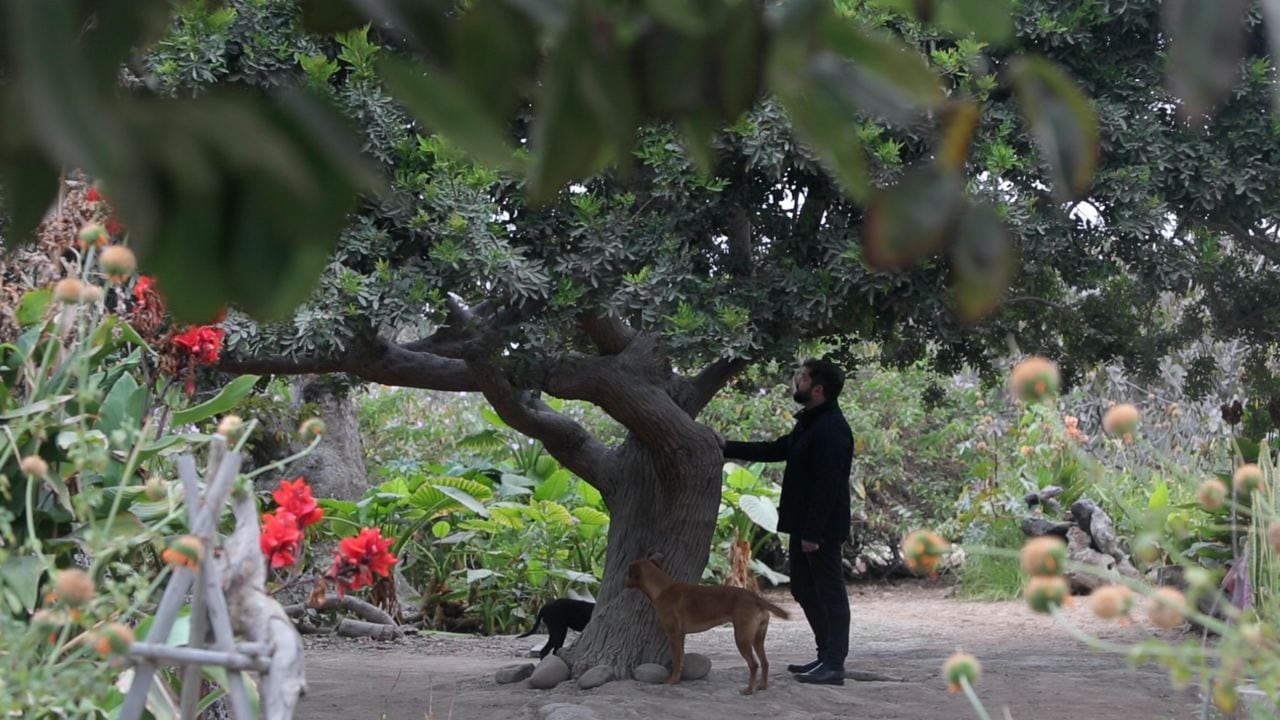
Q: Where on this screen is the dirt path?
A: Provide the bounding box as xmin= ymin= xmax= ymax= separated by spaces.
xmin=297 ymin=581 xmax=1200 ymax=720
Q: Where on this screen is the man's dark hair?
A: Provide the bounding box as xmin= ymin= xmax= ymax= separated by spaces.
xmin=802 ymin=358 xmax=844 ymax=399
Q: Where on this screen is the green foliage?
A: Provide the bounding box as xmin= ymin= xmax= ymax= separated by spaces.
xmin=955 ymin=517 xmax=1026 ymax=601
xmin=0 ymin=275 xmax=263 ymax=716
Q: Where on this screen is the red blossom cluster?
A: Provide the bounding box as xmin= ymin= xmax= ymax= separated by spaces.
xmin=259 ymin=477 xmax=325 ymax=569
xmin=326 ymin=527 xmax=398 ymax=594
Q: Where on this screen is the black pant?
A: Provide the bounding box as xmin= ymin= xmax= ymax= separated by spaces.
xmin=788 ymin=535 xmax=850 ymax=666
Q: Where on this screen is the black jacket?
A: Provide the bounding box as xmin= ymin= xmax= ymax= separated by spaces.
xmin=723 ymin=401 xmax=853 ymax=543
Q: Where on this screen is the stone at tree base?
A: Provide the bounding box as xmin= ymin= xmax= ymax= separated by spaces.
xmin=529 ymin=655 xmax=571 ymax=689
xmin=678 ymin=653 xmax=711 ymax=680
xmin=1065 ymin=527 xmax=1115 ymax=592
xmin=1021 ymin=517 xmax=1074 ymax=540
xmin=632 ymin=663 xmax=669 ymax=684
xmin=537 ymin=704 xmax=600 ymax=720
xmin=1070 ymin=499 xmax=1100 ymax=536
xmin=495 ymin=663 xmax=535 ymax=684
xmin=576 ymin=665 xmax=615 ymax=690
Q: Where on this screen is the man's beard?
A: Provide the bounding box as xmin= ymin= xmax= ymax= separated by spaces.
xmin=793 ymin=387 xmax=811 ymax=405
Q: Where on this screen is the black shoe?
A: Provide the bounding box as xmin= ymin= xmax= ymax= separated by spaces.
xmin=795 ymin=664 xmax=845 ymax=685
xmin=787 ymin=658 xmax=823 ymax=674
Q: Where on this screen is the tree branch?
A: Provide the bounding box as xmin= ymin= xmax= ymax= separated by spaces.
xmin=217 ymin=336 xmax=480 ymax=392
xmin=682 ymin=357 xmax=750 ymax=418
xmin=579 ymin=312 xmax=636 ymax=355
xmin=540 ymin=335 xmax=705 ymax=452
xmin=1223 ymin=219 xmax=1280 ymax=266
xmin=726 ymin=205 xmax=754 ymax=276
xmin=472 ymin=367 xmax=614 ymax=489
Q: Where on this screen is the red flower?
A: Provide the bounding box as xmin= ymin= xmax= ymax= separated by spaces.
xmin=329 ymin=528 xmax=397 ymax=593
xmin=105 ymin=216 xmax=125 ymax=236
xmin=172 ymin=325 xmax=225 ymax=366
xmin=85 ymin=186 xmax=101 ymax=203
xmin=272 ymin=477 xmax=324 ymax=528
xmin=260 ymin=510 xmax=303 ymax=569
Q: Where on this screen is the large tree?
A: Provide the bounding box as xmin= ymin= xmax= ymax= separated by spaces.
xmin=6 ymin=0 xmax=1280 ymax=675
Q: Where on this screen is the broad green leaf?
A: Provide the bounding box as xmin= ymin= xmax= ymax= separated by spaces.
xmin=864 ymin=163 xmax=964 ymax=270
xmin=572 ymin=507 xmax=609 ymax=526
xmin=431 ymin=520 xmax=451 ymax=539
xmin=318 ymin=498 xmax=359 ymax=518
xmin=534 ymin=500 xmax=574 ymax=527
xmin=466 ymin=568 xmax=497 ymax=584
xmin=738 ymin=494 xmax=778 ymax=532
xmin=379 ymin=56 xmax=519 ymax=171
xmin=870 ymin=0 xmax=1013 ymax=43
xmin=749 ymin=558 xmax=790 ymax=585
xmin=577 ymin=480 xmax=604 ymax=509
xmin=169 ymin=374 xmax=260 ymax=427
xmin=500 ymin=473 xmax=535 ymax=488
xmin=821 ymin=22 xmax=944 ymax=121
xmin=546 ymin=567 xmax=597 ymax=585
xmin=724 ymin=464 xmax=758 ymax=491
xmin=456 ymin=0 xmax=540 ymax=120
xmin=136 ymin=90 xmax=373 ymax=322
xmin=435 ymin=484 xmax=490 ymax=517
xmin=99 ymin=372 xmax=142 ymax=436
xmin=714 ymin=0 xmax=766 ymax=120
xmin=0 ymin=554 xmax=46 ymax=612
xmin=1009 ymin=56 xmax=1098 ymax=201
xmin=526 ymin=12 xmax=611 ymax=203
xmin=948 ymin=201 xmax=1016 ymax=322
xmin=773 ymin=74 xmax=869 ymax=200
xmin=480 ymin=407 xmax=509 ymax=430
xmin=533 ymin=468 xmax=573 ymax=502
xmin=526 ymin=558 xmax=546 ymax=587
xmin=0 ymin=394 xmax=74 ymax=420
xmin=68 ymin=511 xmax=147 ymax=549
xmin=15 ymin=288 xmax=52 ymax=327
xmin=1164 ymin=0 xmax=1247 ymax=122
xmin=456 ymin=429 xmax=505 ymax=452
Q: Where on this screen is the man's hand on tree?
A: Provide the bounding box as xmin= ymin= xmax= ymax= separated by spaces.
xmin=711 ymin=429 xmax=726 ymax=449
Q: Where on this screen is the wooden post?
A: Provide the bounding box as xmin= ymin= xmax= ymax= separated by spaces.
xmin=118 ymin=437 xmax=306 ymax=720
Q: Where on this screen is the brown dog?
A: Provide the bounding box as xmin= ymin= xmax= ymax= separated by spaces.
xmin=625 ymin=557 xmax=789 ymax=694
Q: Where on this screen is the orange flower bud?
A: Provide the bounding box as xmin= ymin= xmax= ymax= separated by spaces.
xmin=54 ymin=569 xmax=96 ymax=608
xmin=1020 ymin=536 xmax=1067 ymax=577
xmin=942 ymin=652 xmax=981 ymax=693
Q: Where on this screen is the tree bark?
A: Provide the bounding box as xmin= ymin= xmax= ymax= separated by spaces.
xmin=288 ymin=376 xmax=369 ymax=501
xmin=563 ymin=434 xmax=722 ymax=677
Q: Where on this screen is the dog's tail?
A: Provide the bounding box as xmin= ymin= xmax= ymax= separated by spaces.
xmin=516 ymin=607 xmax=545 ymax=638
xmin=758 ymin=597 xmax=789 ymax=619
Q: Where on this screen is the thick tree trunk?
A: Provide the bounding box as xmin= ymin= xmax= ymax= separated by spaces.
xmin=285 ymin=377 xmax=368 ymax=501
xmin=563 ymin=435 xmax=722 ymax=677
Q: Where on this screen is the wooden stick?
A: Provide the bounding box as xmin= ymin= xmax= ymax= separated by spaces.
xmin=285 ymin=596 xmax=397 ymax=625
xmin=180 ymin=564 xmax=210 ymax=718
xmin=336 ymin=618 xmax=403 ymax=641
xmin=129 ymin=642 xmax=267 ymax=672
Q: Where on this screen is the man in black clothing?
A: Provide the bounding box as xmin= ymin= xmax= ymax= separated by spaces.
xmin=715 ymin=358 xmax=854 ymax=686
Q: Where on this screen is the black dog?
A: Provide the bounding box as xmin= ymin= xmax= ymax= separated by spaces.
xmin=516 ymin=598 xmax=595 ymax=659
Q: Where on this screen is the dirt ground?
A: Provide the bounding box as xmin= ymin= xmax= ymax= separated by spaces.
xmin=296 ymin=581 xmax=1202 ymax=720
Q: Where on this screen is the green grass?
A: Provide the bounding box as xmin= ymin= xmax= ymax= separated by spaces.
xmin=956 ymin=518 xmax=1028 ymax=601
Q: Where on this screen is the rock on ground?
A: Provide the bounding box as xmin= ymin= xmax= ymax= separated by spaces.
xmin=495 ymin=663 xmax=534 ymax=684
xmin=577 ymin=665 xmax=615 ymax=690
xmin=529 ymin=654 xmax=571 ymax=689
xmin=631 ymin=664 xmax=668 ymax=684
